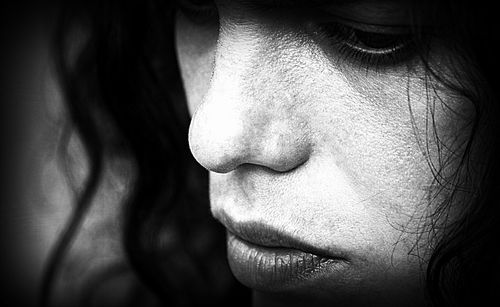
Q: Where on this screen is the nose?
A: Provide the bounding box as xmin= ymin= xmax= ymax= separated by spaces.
xmin=188 ymin=26 xmax=312 ymax=174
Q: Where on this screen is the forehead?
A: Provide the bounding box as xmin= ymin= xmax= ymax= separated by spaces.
xmin=234 ymin=0 xmax=404 ymax=8
xmin=221 ymin=0 xmax=414 ymax=19
xmin=222 ymin=0 xmax=414 ymax=24
xmin=236 ymin=0 xmax=353 ymax=8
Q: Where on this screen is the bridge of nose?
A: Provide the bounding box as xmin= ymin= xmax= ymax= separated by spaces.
xmin=188 ymin=17 xmax=317 ymax=173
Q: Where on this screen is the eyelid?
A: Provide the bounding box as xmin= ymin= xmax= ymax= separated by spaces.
xmin=316 ymin=14 xmax=413 ymax=35
xmin=322 ymin=2 xmax=413 ymax=24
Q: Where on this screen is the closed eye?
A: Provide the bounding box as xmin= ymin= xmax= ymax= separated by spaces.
xmin=316 ymin=20 xmax=420 ymax=69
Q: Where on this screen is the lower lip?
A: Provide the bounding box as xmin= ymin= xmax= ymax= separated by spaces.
xmin=226 ymin=232 xmax=348 ymax=291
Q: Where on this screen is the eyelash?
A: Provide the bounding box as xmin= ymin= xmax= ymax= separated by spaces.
xmin=175 ymin=0 xmax=421 ymax=70
xmin=315 ymin=22 xmax=418 ymax=70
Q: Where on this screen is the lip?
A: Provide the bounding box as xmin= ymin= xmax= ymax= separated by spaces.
xmin=217 ymin=211 xmax=350 ymax=291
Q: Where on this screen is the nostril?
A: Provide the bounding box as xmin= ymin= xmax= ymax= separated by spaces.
xmin=266 ymin=150 xmax=310 ymax=173
xmin=190 ymin=141 xmax=250 ymax=174
xmin=190 ymin=143 xmax=310 ymax=174
xmin=189 ymin=111 xmax=312 ymax=174
xmin=186 ymin=61 xmax=313 ymax=175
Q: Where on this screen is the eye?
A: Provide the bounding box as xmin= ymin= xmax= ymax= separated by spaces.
xmin=340 ymin=25 xmax=411 ymax=55
xmin=317 ymin=21 xmax=419 ymax=69
xmin=174 ymin=0 xmax=218 ymax=24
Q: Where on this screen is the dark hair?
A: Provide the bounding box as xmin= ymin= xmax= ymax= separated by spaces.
xmin=42 ymin=1 xmax=249 ymax=306
xmin=42 ymin=0 xmax=500 ymax=306
xmin=410 ymin=1 xmax=500 ymax=306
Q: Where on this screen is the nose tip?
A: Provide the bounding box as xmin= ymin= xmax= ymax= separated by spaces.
xmin=186 ymin=21 xmax=313 ymax=175
xmin=188 ymin=101 xmax=312 ymax=174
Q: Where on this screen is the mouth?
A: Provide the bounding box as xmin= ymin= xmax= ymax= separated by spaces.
xmin=216 ymin=211 xmax=350 ymax=291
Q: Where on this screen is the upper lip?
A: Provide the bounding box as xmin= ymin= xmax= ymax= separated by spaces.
xmin=215 ymin=210 xmax=348 ymax=261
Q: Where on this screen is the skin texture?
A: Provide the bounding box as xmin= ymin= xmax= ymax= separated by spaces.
xmin=175 ymin=0 xmax=474 ymax=305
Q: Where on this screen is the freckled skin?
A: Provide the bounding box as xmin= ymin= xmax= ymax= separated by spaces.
xmin=175 ymin=1 xmax=475 ymax=306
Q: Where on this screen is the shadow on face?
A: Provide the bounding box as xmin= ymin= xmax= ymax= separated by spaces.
xmin=175 ymin=0 xmax=478 ymax=305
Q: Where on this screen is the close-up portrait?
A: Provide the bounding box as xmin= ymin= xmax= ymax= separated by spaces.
xmin=1 ymin=0 xmax=499 ymax=306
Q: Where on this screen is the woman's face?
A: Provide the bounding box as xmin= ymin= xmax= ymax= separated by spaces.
xmin=175 ymin=0 xmax=474 ymax=305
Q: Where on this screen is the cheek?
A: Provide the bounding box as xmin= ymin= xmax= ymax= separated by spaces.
xmin=281 ymin=56 xmax=473 ymax=259
xmin=177 ymin=9 xmax=475 ymax=275
xmin=174 ymin=14 xmax=218 ymax=116
xmin=336 ymin=73 xmax=473 ymax=254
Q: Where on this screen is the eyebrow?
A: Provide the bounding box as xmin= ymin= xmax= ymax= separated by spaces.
xmin=244 ymin=0 xmax=407 ymax=10
xmin=243 ymin=0 xmax=361 ymax=9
